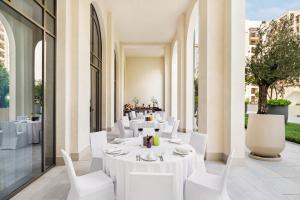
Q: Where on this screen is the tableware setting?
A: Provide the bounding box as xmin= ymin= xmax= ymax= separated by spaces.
xmin=169 ymin=138 xmax=184 ymax=145
xmin=140 ymin=152 xmax=157 ymax=161
xmin=110 ymin=138 xmax=126 ymax=144
xmin=173 ymin=146 xmax=192 ymax=157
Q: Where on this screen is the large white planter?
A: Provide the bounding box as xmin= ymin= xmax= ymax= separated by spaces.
xmin=246 ymin=114 xmax=285 ymax=160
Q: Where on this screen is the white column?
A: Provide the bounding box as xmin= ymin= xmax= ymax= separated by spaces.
xmin=198 ymin=0 xmax=245 ymax=161
xmin=56 ymin=0 xmax=74 ymax=163
xmin=105 ymin=12 xmax=115 ymax=130
xmin=225 ymin=0 xmax=246 ymax=159
xmin=164 ymin=44 xmax=171 ymax=116
xmin=177 ymin=14 xmax=186 ymax=132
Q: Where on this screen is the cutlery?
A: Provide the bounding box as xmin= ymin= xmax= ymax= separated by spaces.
xmin=136 ymin=155 xmax=138 ymax=161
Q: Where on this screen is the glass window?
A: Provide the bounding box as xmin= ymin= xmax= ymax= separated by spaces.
xmin=44 ymin=34 xmax=55 ymax=169
xmin=0 ymin=2 xmax=43 ymax=198
xmin=45 ymin=13 xmax=55 ymax=34
xmin=7 ymin=0 xmax=43 ymax=25
xmin=45 ymin=0 xmax=55 ymax=15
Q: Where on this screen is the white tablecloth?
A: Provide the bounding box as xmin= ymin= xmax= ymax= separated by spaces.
xmin=20 ymin=121 xmax=42 ymax=144
xmin=130 ymin=120 xmax=168 ymax=136
xmin=103 ymin=138 xmax=199 ymax=200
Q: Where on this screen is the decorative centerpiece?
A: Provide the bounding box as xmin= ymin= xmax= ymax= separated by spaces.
xmin=143 ymin=135 xmax=153 ymax=148
xmin=132 ymin=97 xmax=140 ymax=108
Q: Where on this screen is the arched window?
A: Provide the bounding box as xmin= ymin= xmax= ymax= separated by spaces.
xmin=90 ymin=4 xmax=102 ymax=132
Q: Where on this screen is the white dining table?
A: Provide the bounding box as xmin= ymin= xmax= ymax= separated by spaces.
xmin=102 ymin=137 xmax=200 ymax=200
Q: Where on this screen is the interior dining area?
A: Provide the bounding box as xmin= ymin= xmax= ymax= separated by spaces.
xmin=0 ymin=0 xmax=248 ymax=199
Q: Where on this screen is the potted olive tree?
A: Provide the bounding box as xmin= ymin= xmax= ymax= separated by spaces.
xmin=246 ymin=17 xmax=300 ymax=160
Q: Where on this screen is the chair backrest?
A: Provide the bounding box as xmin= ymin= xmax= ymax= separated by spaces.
xmin=171 ymin=120 xmax=180 ymax=139
xmin=189 ymin=132 xmax=208 ymax=155
xmin=127 ymin=172 xmax=175 ymax=200
xmin=167 ymin=116 xmax=175 ymax=126
xmin=130 ymin=111 xmax=137 ymax=120
xmin=136 ymin=112 xmax=144 ymax=119
xmin=16 ymin=116 xmax=27 ymax=121
xmin=90 ymin=131 xmax=107 ymax=158
xmin=122 ymin=116 xmax=130 ymax=127
xmin=61 ymin=149 xmax=77 ymax=185
xmin=220 ymin=150 xmax=235 ymax=195
xmin=117 ymin=120 xmax=126 ymax=138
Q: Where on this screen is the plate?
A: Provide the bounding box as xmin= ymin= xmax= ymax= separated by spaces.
xmin=140 ymin=154 xmax=158 ymax=161
xmin=169 ymin=139 xmax=184 ymax=145
xmin=173 ymin=149 xmax=190 ymax=155
xmin=105 ymin=147 xmax=122 ymax=154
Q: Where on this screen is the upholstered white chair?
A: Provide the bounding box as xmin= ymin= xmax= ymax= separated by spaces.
xmin=189 ymin=132 xmax=208 ymax=172
xmin=127 ymin=172 xmax=175 ymax=200
xmin=0 ymin=122 xmax=27 ymax=149
xmin=16 ymin=115 xmax=27 ymax=121
xmin=89 ymin=131 xmax=107 ymax=172
xmin=161 ymin=120 xmax=180 ymax=139
xmin=190 ymin=132 xmax=208 ymax=155
xmin=61 ymin=149 xmax=115 ymax=200
xmin=136 ymin=112 xmax=144 ymax=119
xmin=117 ymin=120 xmax=134 ymax=138
xmin=185 ymin=151 xmax=234 ymax=200
xmin=122 ymin=115 xmax=130 ymax=129
xmin=129 ymin=111 xmax=137 ymax=120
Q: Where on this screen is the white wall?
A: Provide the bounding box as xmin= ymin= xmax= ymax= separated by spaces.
xmin=125 ymin=57 xmax=164 ymax=108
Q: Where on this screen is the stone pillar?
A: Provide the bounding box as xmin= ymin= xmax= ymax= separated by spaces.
xmin=164 ymin=44 xmax=171 ymax=116
xmin=198 ymin=0 xmax=245 ymax=161
xmin=105 ymin=12 xmax=115 ymax=130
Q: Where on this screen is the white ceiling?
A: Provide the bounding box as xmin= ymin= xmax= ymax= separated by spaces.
xmin=100 ymin=0 xmax=192 ymax=43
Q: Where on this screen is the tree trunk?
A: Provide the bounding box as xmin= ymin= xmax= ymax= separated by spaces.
xmin=258 ymin=84 xmax=269 ymax=114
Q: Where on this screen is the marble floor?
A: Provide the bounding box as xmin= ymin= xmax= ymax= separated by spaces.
xmin=10 ymin=141 xmax=300 ymax=200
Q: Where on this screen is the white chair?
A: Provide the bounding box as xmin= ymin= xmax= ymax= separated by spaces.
xmin=117 ymin=120 xmax=134 ymax=138
xmin=161 ymin=120 xmax=180 ymax=139
xmin=16 ymin=115 xmax=27 ymax=121
xmin=0 ymin=122 xmax=27 ymax=149
xmin=189 ymin=132 xmax=208 ymax=172
xmin=185 ymin=151 xmax=234 ymax=200
xmin=89 ymin=131 xmax=107 ymax=172
xmin=61 ymin=149 xmax=115 ymax=200
xmin=127 ymin=172 xmax=175 ymax=200
xmin=122 ymin=116 xmax=130 ymax=129
xmin=190 ymin=132 xmax=208 ymax=155
xmin=129 ymin=111 xmax=137 ymax=120
xmin=136 ymin=112 xmax=144 ymax=119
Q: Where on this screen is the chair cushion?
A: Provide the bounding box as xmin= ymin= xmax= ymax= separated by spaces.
xmin=77 ymin=170 xmax=113 ymax=197
xmin=187 ymin=170 xmax=222 ymax=192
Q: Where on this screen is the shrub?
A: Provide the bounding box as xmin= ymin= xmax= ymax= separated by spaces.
xmin=267 ymin=99 xmax=291 ymax=107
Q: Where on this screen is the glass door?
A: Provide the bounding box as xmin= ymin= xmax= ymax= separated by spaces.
xmin=0 ymin=0 xmax=56 ymax=199
xmin=90 ymin=4 xmax=102 ymax=132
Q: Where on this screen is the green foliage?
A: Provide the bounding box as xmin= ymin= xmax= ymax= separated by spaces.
xmin=246 ymin=17 xmax=300 ymax=113
xmin=132 ymin=97 xmax=140 ymax=105
xmin=285 ymin=122 xmax=300 ymax=144
xmin=34 ymin=80 xmax=43 ymax=105
xmin=267 ymin=99 xmax=291 ymax=106
xmin=245 ymin=98 xmax=250 ymax=105
xmin=0 ymin=64 xmax=9 ymax=108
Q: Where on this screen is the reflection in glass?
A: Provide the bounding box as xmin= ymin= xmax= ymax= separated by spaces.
xmin=0 ymin=2 xmax=43 ymax=199
xmin=7 ymin=0 xmax=43 ymax=25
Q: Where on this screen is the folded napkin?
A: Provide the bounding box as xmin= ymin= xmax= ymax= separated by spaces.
xmin=106 ymin=147 xmax=122 ymax=154
xmin=175 ymin=146 xmax=191 ymax=155
xmin=170 ymin=139 xmax=183 ymax=144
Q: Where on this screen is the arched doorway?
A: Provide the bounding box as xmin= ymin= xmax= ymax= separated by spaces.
xmin=90 ymin=4 xmax=102 ymax=132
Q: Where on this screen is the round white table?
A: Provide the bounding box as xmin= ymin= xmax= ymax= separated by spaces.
xmin=103 ymin=137 xmax=199 ymax=200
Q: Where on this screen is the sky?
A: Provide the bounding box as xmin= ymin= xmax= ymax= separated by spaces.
xmin=247 ymin=0 xmax=300 ymax=21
